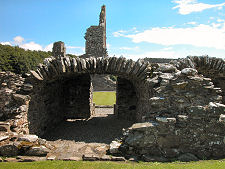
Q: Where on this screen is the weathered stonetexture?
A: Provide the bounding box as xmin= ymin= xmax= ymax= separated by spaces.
xmin=119 ymin=103 xmax=225 ymax=161
xmin=28 ymin=74 xmax=93 ymax=136
xmin=85 ymin=26 xmax=107 ymax=58
xmin=0 ymin=71 xmax=31 ymax=134
xmin=52 ymin=41 xmax=66 ymax=59
xmin=171 ymin=56 xmax=225 ymax=104
xmin=28 ymin=56 xmax=152 ymax=135
xmin=99 ymin=5 xmax=106 ymax=50
xmin=111 ymin=61 xmax=225 ymax=161
xmin=84 ymin=5 xmax=107 ymax=58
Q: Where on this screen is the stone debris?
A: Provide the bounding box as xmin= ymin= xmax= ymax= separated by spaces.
xmin=18 ymin=134 xmax=38 ymax=143
xmin=109 ymin=141 xmax=122 ymax=154
xmin=0 ymin=4 xmax=225 ymax=163
xmin=0 ymin=55 xmax=225 ymax=162
xmin=0 ymin=143 xmax=19 ymax=156
xmin=0 ymin=71 xmax=31 ymax=134
xmin=25 ymin=146 xmax=50 ymax=156
xmin=0 ymin=133 xmax=52 ymax=158
xmin=17 ymin=156 xmax=46 ymax=162
xmin=177 ymin=153 xmax=199 ymax=162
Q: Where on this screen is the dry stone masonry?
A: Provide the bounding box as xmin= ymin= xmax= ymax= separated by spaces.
xmin=0 ymin=5 xmax=225 ymax=162
xmin=28 ymin=56 xmax=152 ymax=136
xmin=52 ymin=41 xmax=66 ymax=59
xmin=84 ymin=5 xmax=107 ymax=58
xmin=0 ymin=53 xmax=225 ymax=162
xmin=112 ymin=62 xmax=225 ymax=161
xmin=0 ymin=72 xmax=31 ymax=134
xmin=171 ymin=56 xmax=225 ymax=104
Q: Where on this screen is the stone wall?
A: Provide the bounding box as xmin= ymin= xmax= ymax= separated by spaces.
xmin=28 ymin=73 xmax=93 ymax=136
xmin=110 ymin=64 xmax=225 ymax=161
xmin=52 ymin=41 xmax=66 ymax=59
xmin=0 ymin=72 xmax=32 ymax=134
xmin=171 ymin=56 xmax=225 ymax=104
xmin=0 ymin=55 xmax=225 ymax=161
xmin=28 ymin=56 xmax=152 ymax=135
xmin=84 ymin=5 xmax=107 ymax=58
xmin=144 ymin=58 xmax=176 ymax=63
xmin=85 ymin=26 xmax=107 ymax=58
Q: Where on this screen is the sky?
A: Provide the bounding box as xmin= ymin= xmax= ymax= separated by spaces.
xmin=1 ymin=0 xmax=225 ymax=60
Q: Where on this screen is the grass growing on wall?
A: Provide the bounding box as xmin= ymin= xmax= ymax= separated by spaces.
xmin=93 ymin=91 xmax=116 ymax=106
xmin=0 ymin=160 xmax=225 ymax=169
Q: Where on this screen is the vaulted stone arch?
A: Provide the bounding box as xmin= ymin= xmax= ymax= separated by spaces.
xmin=28 ymin=56 xmax=153 ymax=136
xmin=171 ymin=56 xmax=225 ymax=104
xmin=30 ymin=56 xmax=152 ymax=81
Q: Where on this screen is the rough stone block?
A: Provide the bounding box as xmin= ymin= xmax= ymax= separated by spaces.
xmin=18 ymin=134 xmax=38 ymax=142
xmin=181 ymin=68 xmax=198 ymax=76
xmin=0 ymin=143 xmax=19 ymax=156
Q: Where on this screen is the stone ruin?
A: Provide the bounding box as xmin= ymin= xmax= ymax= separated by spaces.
xmin=0 ymin=5 xmax=224 ymax=162
xmin=52 ymin=41 xmax=66 ymax=59
xmin=83 ymin=5 xmax=107 ymax=58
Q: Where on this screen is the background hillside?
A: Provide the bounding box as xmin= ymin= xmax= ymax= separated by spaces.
xmin=0 ymin=44 xmax=52 ymax=74
xmin=0 ymin=44 xmax=78 ymax=75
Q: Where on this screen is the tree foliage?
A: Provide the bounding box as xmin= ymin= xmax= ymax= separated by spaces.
xmin=0 ymin=44 xmax=52 ymax=74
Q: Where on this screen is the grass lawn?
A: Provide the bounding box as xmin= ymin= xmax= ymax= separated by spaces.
xmin=93 ymin=91 xmax=116 ymax=106
xmin=0 ymin=160 xmax=225 ymax=169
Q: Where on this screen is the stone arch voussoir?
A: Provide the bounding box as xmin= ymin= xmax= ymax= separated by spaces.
xmin=30 ymin=56 xmax=152 ymax=83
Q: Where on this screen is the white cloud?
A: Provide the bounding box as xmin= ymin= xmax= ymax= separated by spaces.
xmin=113 ymin=30 xmax=126 ymax=37
xmin=217 ymin=18 xmax=225 ymax=23
xmin=186 ymin=21 xmax=197 ymax=25
xmin=13 ymin=36 xmax=24 ymax=44
xmin=163 ymin=47 xmax=173 ymax=51
xmin=20 ymin=42 xmax=43 ymax=51
xmin=172 ymin=0 xmax=225 ymax=15
xmin=43 ymin=43 xmax=53 ymax=51
xmin=113 ymin=27 xmax=139 ymax=37
xmin=119 ymin=46 xmax=139 ymax=51
xmin=0 ymin=42 xmax=12 ymax=45
xmin=115 ymin=23 xmax=225 ymax=50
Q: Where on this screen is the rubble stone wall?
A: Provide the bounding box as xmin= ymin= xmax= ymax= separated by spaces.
xmin=28 ymin=56 xmax=152 ymax=135
xmin=171 ymin=56 xmax=225 ymax=104
xmin=112 ymin=62 xmax=225 ymax=161
xmin=84 ymin=5 xmax=107 ymax=58
xmin=0 ymin=55 xmax=224 ymax=161
xmin=0 ymin=72 xmax=32 ymax=134
xmin=28 ymin=74 xmax=92 ymax=136
xmin=85 ymin=26 xmax=107 ymax=58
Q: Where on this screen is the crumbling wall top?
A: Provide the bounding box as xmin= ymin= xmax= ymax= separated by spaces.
xmin=99 ymin=5 xmax=106 ymax=28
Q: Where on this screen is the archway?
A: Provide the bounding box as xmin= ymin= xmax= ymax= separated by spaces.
xmin=28 ymin=56 xmax=152 ymax=137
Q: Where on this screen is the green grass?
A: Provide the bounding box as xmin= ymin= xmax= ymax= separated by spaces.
xmin=93 ymin=91 xmax=116 ymax=106
xmin=0 ymin=160 xmax=225 ymax=169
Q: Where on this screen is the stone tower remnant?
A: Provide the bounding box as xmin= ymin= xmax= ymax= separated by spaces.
xmin=99 ymin=5 xmax=106 ymax=50
xmin=52 ymin=41 xmax=66 ymax=59
xmin=84 ymin=5 xmax=107 ymax=58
